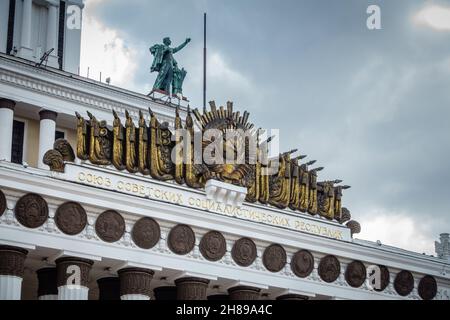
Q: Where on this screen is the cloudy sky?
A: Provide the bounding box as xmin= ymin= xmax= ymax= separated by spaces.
xmin=79 ymin=0 xmax=450 ymax=255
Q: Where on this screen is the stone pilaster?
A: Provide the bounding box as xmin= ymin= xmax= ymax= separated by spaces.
xmin=153 ymin=286 xmax=177 ymax=300
xmin=36 ymin=267 xmax=58 ymax=300
xmin=56 ymin=257 xmax=93 ymax=300
xmin=38 ymin=110 xmax=58 ymax=169
xmin=175 ymin=277 xmax=210 ymax=300
xmin=118 ymin=267 xmax=154 ymax=300
xmin=0 ymin=245 xmax=28 ymax=300
xmin=0 ymin=99 xmax=16 ymax=162
xmin=228 ymin=286 xmax=261 ymax=300
xmin=97 ymin=277 xmax=120 ymax=300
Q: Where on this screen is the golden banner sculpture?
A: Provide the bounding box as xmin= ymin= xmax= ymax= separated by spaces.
xmin=73 ymin=101 xmax=354 ymax=224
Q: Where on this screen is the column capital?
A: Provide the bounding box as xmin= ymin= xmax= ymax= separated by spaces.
xmin=55 ymin=257 xmax=93 ymax=287
xmin=0 ymin=99 xmax=16 ymax=111
xmin=0 ymin=245 xmax=28 ymax=277
xmin=97 ymin=277 xmax=120 ymax=300
xmin=228 ymin=286 xmax=261 ymax=300
xmin=175 ymin=277 xmax=210 ymax=300
xmin=118 ymin=267 xmax=154 ymax=297
xmin=37 ymin=267 xmax=58 ymax=297
xmin=39 ymin=110 xmax=58 ymax=122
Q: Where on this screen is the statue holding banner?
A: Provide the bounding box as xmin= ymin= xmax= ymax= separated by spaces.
xmin=150 ymin=37 xmax=191 ymax=97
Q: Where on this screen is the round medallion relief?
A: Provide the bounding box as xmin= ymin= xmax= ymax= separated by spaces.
xmin=418 ymin=275 xmax=437 ymax=300
xmin=290 ymin=250 xmax=314 ymax=278
xmin=95 ymin=210 xmax=125 ymax=242
xmin=168 ymin=224 xmax=195 ymax=255
xmin=262 ymin=244 xmax=286 ymax=272
xmin=318 ymin=255 xmax=341 ymax=283
xmin=14 ymin=193 xmax=48 ymax=228
xmin=131 ymin=217 xmax=160 ymax=249
xmin=55 ymin=202 xmax=87 ymax=235
xmin=0 ymin=190 xmax=6 ymax=216
xmin=373 ymin=265 xmax=390 ymax=292
xmin=394 ymin=270 xmax=414 ymax=296
xmin=345 ymin=260 xmax=366 ymax=288
xmin=231 ymin=237 xmax=257 ymax=267
xmin=199 ymin=231 xmax=226 ymax=261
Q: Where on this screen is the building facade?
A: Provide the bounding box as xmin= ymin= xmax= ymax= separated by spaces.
xmin=0 ymin=0 xmax=449 ymax=301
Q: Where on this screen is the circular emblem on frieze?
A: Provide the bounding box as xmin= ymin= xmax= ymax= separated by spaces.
xmin=290 ymin=250 xmax=314 ymax=278
xmin=231 ymin=237 xmax=257 ymax=267
xmin=318 ymin=255 xmax=341 ymax=283
xmin=262 ymin=244 xmax=286 ymax=272
xmin=168 ymin=224 xmax=195 ymax=255
xmin=199 ymin=231 xmax=226 ymax=261
xmin=0 ymin=190 xmax=6 ymax=216
xmin=14 ymin=193 xmax=48 ymax=228
xmin=394 ymin=270 xmax=414 ymax=296
xmin=55 ymin=202 xmax=87 ymax=235
xmin=345 ymin=260 xmax=366 ymax=288
xmin=418 ymin=275 xmax=437 ymax=300
xmin=373 ymin=265 xmax=390 ymax=292
xmin=131 ymin=217 xmax=160 ymax=249
xmin=95 ymin=210 xmax=125 ymax=243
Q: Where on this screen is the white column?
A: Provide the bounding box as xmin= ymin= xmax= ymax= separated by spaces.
xmin=0 ymin=99 xmax=15 ymax=162
xmin=38 ymin=110 xmax=57 ymax=169
xmin=120 ymin=294 xmax=150 ymax=300
xmin=58 ymin=285 xmax=89 ymax=300
xmin=38 ymin=294 xmax=58 ymax=300
xmin=0 ymin=276 xmax=23 ymax=300
xmin=19 ymin=0 xmax=33 ymax=60
xmin=0 ymin=246 xmax=28 ymax=301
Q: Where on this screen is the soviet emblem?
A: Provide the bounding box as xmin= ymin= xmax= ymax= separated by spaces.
xmin=14 ymin=193 xmax=48 ymax=228
xmin=290 ymin=250 xmax=314 ymax=278
xmin=345 ymin=260 xmax=366 ymax=288
xmin=131 ymin=217 xmax=161 ymax=249
xmin=231 ymin=237 xmax=257 ymax=267
xmin=55 ymin=202 xmax=87 ymax=235
xmin=168 ymin=224 xmax=195 ymax=255
xmin=199 ymin=230 xmax=226 ymax=261
xmin=418 ymin=275 xmax=437 ymax=300
xmin=0 ymin=190 xmax=6 ymax=216
xmin=95 ymin=210 xmax=125 ymax=242
xmin=394 ymin=270 xmax=414 ymax=296
xmin=262 ymin=244 xmax=286 ymax=272
xmin=318 ymin=255 xmax=341 ymax=283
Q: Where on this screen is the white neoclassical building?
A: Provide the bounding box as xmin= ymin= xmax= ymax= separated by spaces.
xmin=0 ymin=0 xmax=449 ymax=301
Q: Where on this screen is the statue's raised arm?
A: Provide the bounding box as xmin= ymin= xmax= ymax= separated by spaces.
xmin=173 ymin=38 xmax=191 ymax=54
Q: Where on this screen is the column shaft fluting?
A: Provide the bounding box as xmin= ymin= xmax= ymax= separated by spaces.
xmin=38 ymin=110 xmax=57 ymax=169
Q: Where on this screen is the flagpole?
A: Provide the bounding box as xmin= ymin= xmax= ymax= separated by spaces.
xmin=203 ymin=12 xmax=207 ymax=112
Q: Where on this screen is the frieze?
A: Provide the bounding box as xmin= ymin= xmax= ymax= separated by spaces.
xmin=318 ymin=255 xmax=341 ymax=283
xmin=232 ymin=237 xmax=257 ymax=267
xmin=290 ymin=249 xmax=314 ymax=278
xmin=168 ymin=224 xmax=196 ymax=255
xmin=60 ymin=163 xmax=351 ymax=241
xmin=131 ymin=217 xmax=161 ymax=249
xmin=95 ymin=210 xmax=125 ymax=242
xmin=394 ymin=270 xmax=414 ymax=296
xmin=345 ymin=260 xmax=366 ymax=288
xmin=418 ymin=275 xmax=437 ymax=300
xmin=199 ymin=230 xmax=227 ymax=261
xmin=14 ymin=193 xmax=48 ymax=228
xmin=55 ymin=201 xmax=87 ymax=235
xmin=262 ymin=244 xmax=286 ymax=272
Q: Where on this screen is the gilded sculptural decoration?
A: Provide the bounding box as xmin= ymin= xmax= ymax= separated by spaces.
xmin=69 ymin=101 xmax=359 ymax=227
